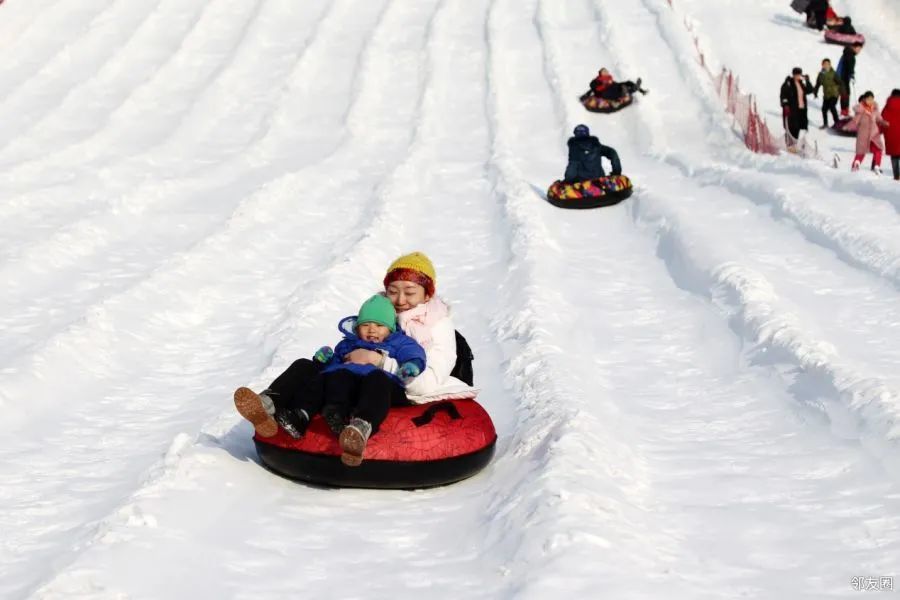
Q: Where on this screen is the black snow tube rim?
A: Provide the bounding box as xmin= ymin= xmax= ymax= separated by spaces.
xmin=546 ymin=187 xmax=633 ymax=209
xmin=582 ymin=94 xmax=634 ymax=114
xmin=254 ymin=437 xmax=497 ymax=490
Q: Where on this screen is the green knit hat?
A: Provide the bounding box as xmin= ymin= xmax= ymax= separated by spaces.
xmin=356 ymin=294 xmax=396 ymax=332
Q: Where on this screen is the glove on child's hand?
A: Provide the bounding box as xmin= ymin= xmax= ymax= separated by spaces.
xmin=399 ymin=362 xmax=421 ymax=380
xmin=314 ymin=346 xmax=334 ymax=363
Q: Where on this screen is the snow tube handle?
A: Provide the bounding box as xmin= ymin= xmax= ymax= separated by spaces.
xmin=412 ymin=402 xmax=462 ymax=427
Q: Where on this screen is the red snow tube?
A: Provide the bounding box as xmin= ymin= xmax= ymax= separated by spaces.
xmin=832 ymin=116 xmax=858 ymax=136
xmin=547 ymin=175 xmax=634 ymax=209
xmin=254 ymin=398 xmax=496 ymax=489
xmin=582 ymin=93 xmax=634 ymax=113
xmin=824 ymin=30 xmax=865 ymax=47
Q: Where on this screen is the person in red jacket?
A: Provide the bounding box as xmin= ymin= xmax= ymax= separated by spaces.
xmin=883 ymin=89 xmax=900 ymax=180
xmin=580 ymin=68 xmax=647 ymax=102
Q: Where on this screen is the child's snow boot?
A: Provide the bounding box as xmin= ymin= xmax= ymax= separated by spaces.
xmin=234 ymin=387 xmax=278 ymax=437
xmin=339 ymin=418 xmax=373 ymax=467
xmin=275 ymin=407 xmax=310 ymax=439
xmin=872 ymin=166 xmax=883 ymax=176
xmin=322 ymin=404 xmax=347 ymax=435
xmin=851 ymin=159 xmax=861 ymax=171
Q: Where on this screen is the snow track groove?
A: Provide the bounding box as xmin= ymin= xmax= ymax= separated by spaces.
xmin=536 ymin=0 xmax=900 ymax=593
xmin=586 ymin=0 xmax=900 ymax=448
xmin=0 ymin=0 xmax=376 ymax=367
xmin=0 ymin=0 xmax=446 ymax=596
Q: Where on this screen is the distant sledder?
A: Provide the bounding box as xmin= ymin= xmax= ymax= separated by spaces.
xmin=547 ymin=124 xmax=633 ymax=208
xmin=579 ymin=68 xmax=647 ymax=113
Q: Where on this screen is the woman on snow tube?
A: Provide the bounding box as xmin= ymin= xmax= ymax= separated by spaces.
xmin=233 ymin=253 xmax=494 ymax=488
xmin=547 ymin=125 xmax=634 ymax=208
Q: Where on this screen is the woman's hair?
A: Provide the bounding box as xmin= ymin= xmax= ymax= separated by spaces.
xmin=892 ymin=89 xmax=900 ymax=98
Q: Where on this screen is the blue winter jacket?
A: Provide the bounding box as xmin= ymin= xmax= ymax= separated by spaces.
xmin=320 ymin=316 xmax=426 ymax=386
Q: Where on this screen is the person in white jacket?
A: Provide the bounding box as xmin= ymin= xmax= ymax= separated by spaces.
xmin=234 ymin=252 xmax=476 ymax=439
xmin=336 ymin=252 xmax=476 ymax=403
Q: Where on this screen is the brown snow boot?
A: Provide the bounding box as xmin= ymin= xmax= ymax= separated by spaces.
xmin=339 ymin=418 xmax=373 ymax=467
xmin=234 ymin=387 xmax=278 ymax=437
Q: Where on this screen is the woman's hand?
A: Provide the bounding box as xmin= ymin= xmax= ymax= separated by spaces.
xmin=343 ymin=348 xmax=383 ymax=366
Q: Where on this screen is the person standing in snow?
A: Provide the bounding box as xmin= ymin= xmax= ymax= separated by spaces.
xmin=780 ymin=67 xmax=814 ymax=143
xmin=813 ymin=58 xmax=842 ymax=128
xmin=805 ymin=0 xmax=829 ymax=30
xmin=880 ymin=89 xmax=900 ymax=180
xmin=850 ymin=91 xmax=890 ymax=174
xmin=233 ymin=252 xmax=476 ymax=443
xmin=564 ymin=124 xmax=622 ymax=183
xmin=837 ymin=42 xmax=863 ymax=117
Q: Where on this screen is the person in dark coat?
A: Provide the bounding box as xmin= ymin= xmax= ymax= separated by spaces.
xmin=781 ymin=67 xmax=814 ymax=142
xmin=835 ymin=15 xmax=856 ymax=34
xmin=837 ymin=42 xmax=863 ymax=116
xmin=805 ymin=0 xmax=829 ymax=30
xmin=564 ymin=124 xmax=622 ymax=183
xmin=813 ymin=57 xmax=842 ymax=127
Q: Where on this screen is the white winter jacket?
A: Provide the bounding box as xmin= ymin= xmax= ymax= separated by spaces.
xmin=381 ymin=298 xmax=478 ymax=403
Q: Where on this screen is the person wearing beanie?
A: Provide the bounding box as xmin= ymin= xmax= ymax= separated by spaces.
xmin=234 ymin=253 xmax=477 ymax=454
xmin=236 ymin=294 xmax=425 ymax=467
xmin=563 ymin=124 xmax=622 ymax=183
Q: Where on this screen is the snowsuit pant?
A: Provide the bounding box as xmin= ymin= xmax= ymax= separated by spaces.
xmin=786 ymin=109 xmax=809 ymax=141
xmin=806 ymin=8 xmax=826 ymax=29
xmin=599 ymin=81 xmax=637 ymax=100
xmin=321 ymin=369 xmax=410 ymax=434
xmin=892 ymin=156 xmax=900 ymax=180
xmin=821 ymin=97 xmax=838 ymax=127
xmin=853 ymin=141 xmax=883 ymax=169
xmin=840 ymin=87 xmax=851 ymax=115
xmin=263 ymin=358 xmax=325 ymax=414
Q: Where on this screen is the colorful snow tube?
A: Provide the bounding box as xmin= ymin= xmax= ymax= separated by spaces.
xmin=546 ymin=175 xmax=633 ymax=209
xmin=254 ymin=399 xmax=496 ymax=489
xmin=582 ymin=93 xmax=634 ymax=114
xmin=832 ymin=116 xmax=858 ymax=136
xmin=824 ymin=30 xmax=865 ymax=47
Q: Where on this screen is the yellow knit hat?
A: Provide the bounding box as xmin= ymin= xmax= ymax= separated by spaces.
xmin=383 ymin=252 xmax=436 ymax=295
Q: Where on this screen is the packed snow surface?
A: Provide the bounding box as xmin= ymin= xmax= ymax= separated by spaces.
xmin=1 ymin=0 xmax=898 ymax=598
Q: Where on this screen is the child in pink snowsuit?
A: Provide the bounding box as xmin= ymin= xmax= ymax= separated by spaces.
xmin=851 ymin=91 xmax=890 ymax=174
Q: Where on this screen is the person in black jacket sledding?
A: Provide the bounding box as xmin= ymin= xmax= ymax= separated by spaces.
xmin=564 ymin=124 xmax=622 ymax=183
xmin=837 ymin=42 xmax=863 ymax=117
xmin=780 ymin=67 xmax=814 ymax=144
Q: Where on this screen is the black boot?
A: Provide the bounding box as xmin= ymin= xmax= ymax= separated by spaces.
xmin=274 ymin=407 xmax=310 ymax=439
xmin=321 ymin=404 xmax=347 ymax=435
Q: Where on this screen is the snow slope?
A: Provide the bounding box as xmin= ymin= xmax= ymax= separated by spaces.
xmin=1 ymin=0 xmax=898 ymax=598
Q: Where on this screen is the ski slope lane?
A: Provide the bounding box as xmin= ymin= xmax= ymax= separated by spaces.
xmin=538 ymin=0 xmax=900 ymax=595
xmin=0 ymin=0 xmax=446 ymax=597
xmin=30 ymin=0 xmax=520 ymax=597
